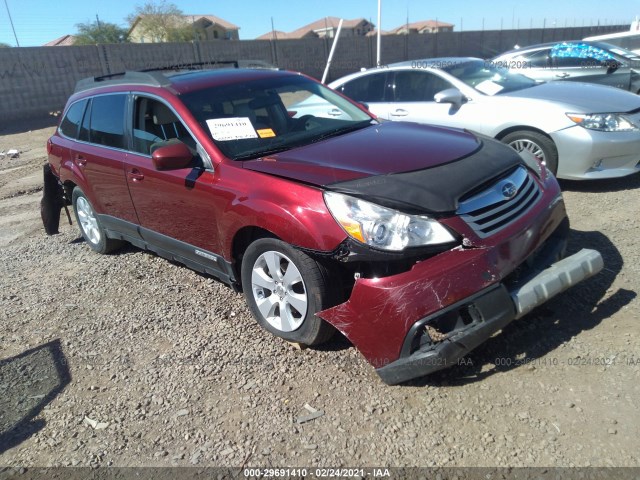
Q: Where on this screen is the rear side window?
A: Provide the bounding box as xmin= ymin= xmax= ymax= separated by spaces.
xmin=89 ymin=95 xmax=127 ymax=149
xmin=339 ymin=72 xmax=387 ymax=102
xmin=59 ymin=100 xmax=88 ymax=139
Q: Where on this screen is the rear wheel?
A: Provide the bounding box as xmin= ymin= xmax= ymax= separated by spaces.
xmin=241 ymin=238 xmax=335 ymax=346
xmin=72 ymin=187 xmax=123 ymax=254
xmin=502 ymin=130 xmax=558 ymax=175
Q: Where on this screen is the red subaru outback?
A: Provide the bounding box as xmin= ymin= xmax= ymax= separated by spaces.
xmin=43 ymin=67 xmax=603 ymax=384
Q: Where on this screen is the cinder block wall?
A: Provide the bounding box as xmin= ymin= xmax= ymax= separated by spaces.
xmin=0 ymin=25 xmax=626 ymax=126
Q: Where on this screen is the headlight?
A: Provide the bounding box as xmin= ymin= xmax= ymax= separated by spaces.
xmin=324 ymin=191 xmax=456 ymax=251
xmin=566 ymin=113 xmax=638 ymax=132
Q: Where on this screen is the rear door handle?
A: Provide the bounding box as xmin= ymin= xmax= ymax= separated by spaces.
xmin=555 ymin=73 xmax=570 ymax=78
xmin=128 ymin=168 xmax=144 ymax=182
xmin=390 ymin=109 xmax=409 ymax=117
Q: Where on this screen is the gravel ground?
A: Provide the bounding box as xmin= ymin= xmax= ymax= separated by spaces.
xmin=0 ymin=126 xmax=639 ymax=470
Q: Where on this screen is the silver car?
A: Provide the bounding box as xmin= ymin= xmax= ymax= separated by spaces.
xmin=329 ymin=58 xmax=640 ymax=180
xmin=492 ymin=41 xmax=640 ymax=94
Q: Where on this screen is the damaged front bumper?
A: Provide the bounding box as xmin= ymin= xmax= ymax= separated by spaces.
xmin=376 ymin=248 xmax=603 ymax=385
xmin=316 ymin=190 xmax=604 ymax=385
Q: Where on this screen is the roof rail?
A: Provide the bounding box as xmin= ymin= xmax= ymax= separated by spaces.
xmin=140 ymin=60 xmax=240 ymax=72
xmin=73 ymin=60 xmax=276 ymax=94
xmin=74 ymin=71 xmax=171 ymax=93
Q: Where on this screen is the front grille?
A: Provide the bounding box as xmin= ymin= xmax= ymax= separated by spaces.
xmin=457 ymin=166 xmax=541 ymax=238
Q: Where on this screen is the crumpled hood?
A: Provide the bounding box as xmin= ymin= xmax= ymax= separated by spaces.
xmin=504 ymin=81 xmax=640 ymax=113
xmin=242 ymin=122 xmax=482 ymax=185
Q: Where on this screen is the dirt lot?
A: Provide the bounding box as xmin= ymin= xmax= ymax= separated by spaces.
xmin=0 ymin=125 xmax=639 ymax=471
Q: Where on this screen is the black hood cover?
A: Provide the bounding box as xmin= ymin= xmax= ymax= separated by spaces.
xmin=326 ymin=135 xmax=525 ymax=215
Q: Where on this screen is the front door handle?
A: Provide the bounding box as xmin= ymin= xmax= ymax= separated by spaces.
xmin=128 ymin=169 xmax=144 ymax=182
xmin=75 ymin=155 xmax=87 ymax=167
xmin=555 ymin=73 xmax=570 ymax=78
xmin=390 ymin=109 xmax=409 ymax=117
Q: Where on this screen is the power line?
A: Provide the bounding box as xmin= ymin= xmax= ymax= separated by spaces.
xmin=3 ymin=0 xmax=20 ymax=46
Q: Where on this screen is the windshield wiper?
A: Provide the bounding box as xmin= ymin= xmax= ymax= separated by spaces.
xmin=310 ymin=120 xmax=376 ymax=144
xmin=234 ymin=145 xmax=293 ymax=161
xmin=233 ymin=120 xmax=376 ymax=161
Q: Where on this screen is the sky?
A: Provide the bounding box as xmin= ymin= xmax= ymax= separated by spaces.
xmin=0 ymin=0 xmax=638 ymax=47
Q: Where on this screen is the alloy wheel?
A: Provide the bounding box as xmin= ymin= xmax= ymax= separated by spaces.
xmin=251 ymin=250 xmax=308 ymax=332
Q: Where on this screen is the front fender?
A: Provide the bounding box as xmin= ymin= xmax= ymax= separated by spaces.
xmin=218 ymin=167 xmax=347 ymax=259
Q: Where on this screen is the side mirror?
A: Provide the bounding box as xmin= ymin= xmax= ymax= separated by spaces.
xmin=434 ymin=88 xmax=466 ymax=106
xmin=151 ymin=141 xmax=193 ymax=170
xmin=358 ymin=101 xmax=370 ymax=111
xmin=606 ymin=60 xmax=621 ymax=74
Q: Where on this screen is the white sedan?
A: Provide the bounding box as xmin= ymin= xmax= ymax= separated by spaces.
xmin=328 ymin=58 xmax=640 ymax=180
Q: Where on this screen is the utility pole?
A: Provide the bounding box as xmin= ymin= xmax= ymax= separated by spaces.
xmin=376 ymin=0 xmax=381 ymax=66
xmin=4 ymin=0 xmax=20 ymax=47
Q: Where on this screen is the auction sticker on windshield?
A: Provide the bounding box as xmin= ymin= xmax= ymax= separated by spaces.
xmin=206 ymin=117 xmax=258 ymax=141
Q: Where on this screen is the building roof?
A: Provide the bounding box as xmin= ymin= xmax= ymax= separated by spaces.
xmin=290 ymin=16 xmax=371 ymax=38
xmin=365 ymin=29 xmax=389 ymax=37
xmin=256 ymin=30 xmax=291 ymax=40
xmin=390 ymin=20 xmax=454 ymax=34
xmin=129 ymin=13 xmax=239 ymax=36
xmin=44 ymin=35 xmax=76 ymax=46
xmin=258 ymin=17 xmax=373 ymax=40
xmin=188 ymin=14 xmax=239 ymax=30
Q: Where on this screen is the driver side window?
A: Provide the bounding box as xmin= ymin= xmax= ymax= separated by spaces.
xmin=132 ymin=97 xmax=200 ymax=163
xmin=392 ymin=71 xmax=452 ymax=102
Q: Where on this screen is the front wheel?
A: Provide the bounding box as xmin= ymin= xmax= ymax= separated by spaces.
xmin=241 ymin=238 xmax=335 ymax=346
xmin=72 ymin=187 xmax=123 ymax=254
xmin=502 ymin=130 xmax=558 ymax=175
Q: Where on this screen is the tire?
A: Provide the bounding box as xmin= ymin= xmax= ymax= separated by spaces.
xmin=72 ymin=187 xmax=123 ymax=254
xmin=241 ymin=238 xmax=336 ymax=346
xmin=502 ymin=130 xmax=558 ymax=175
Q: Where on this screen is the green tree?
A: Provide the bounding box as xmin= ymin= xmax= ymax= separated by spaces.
xmin=74 ymin=20 xmax=129 ymax=45
xmin=0 ymin=42 xmax=12 ymax=48
xmin=127 ymin=1 xmax=194 ymax=43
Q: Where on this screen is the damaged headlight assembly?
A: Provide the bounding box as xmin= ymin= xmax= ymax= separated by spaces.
xmin=324 ymin=191 xmax=456 ymax=252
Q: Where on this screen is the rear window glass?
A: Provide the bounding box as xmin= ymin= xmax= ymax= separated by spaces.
xmin=89 ymin=95 xmax=126 ymax=149
xmin=59 ymin=100 xmax=87 ymax=139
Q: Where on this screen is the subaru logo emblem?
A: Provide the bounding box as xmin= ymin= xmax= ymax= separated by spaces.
xmin=501 ymin=182 xmax=518 ymax=199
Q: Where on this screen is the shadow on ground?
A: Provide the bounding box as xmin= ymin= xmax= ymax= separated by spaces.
xmin=559 ymin=171 xmax=640 ymax=193
xmin=406 ymin=228 xmax=633 ymax=387
xmin=0 ymin=339 xmax=71 ymax=454
xmin=0 ymin=115 xmax=59 ymax=136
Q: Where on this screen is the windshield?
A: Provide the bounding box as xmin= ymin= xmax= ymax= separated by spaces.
xmin=180 ymin=75 xmax=375 ymax=160
xmin=442 ymin=59 xmax=538 ymax=95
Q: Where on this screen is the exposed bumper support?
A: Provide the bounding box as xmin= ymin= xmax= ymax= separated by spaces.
xmin=376 ymin=248 xmax=604 ymax=385
xmin=511 ymin=248 xmax=604 ymax=319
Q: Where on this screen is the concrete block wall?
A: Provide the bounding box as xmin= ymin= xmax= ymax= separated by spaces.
xmin=0 ymin=24 xmax=627 ymax=126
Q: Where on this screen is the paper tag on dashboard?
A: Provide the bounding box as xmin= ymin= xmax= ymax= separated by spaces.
xmin=206 ymin=117 xmax=258 ymax=141
xmin=474 ymin=80 xmax=504 ymax=96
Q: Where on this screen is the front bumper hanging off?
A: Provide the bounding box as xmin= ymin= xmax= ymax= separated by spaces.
xmin=376 ymin=248 xmax=603 ymax=385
